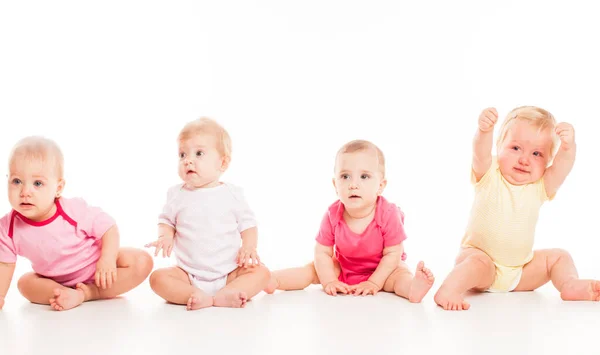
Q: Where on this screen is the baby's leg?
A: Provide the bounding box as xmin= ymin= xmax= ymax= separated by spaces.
xmin=214 ymin=264 xmax=270 ymax=308
xmin=382 ymin=261 xmax=435 ymax=303
xmin=149 ymin=266 xmax=214 ymax=310
xmin=514 ymin=249 xmax=600 ymax=301
xmin=434 ymin=248 xmax=495 ymax=311
xmin=17 ymin=273 xmax=85 ymax=311
xmin=265 ymin=259 xmax=341 ymax=293
xmin=77 ymin=247 xmax=153 ymax=301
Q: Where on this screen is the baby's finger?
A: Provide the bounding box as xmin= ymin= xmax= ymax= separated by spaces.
xmin=101 ymin=271 xmax=108 ymax=289
xmin=106 ymin=272 xmax=113 ymax=289
xmin=112 ymin=269 xmax=118 ymax=283
xmin=154 ymin=244 xmax=163 ymax=257
xmin=95 ymin=271 xmax=101 ymax=288
xmin=167 ymin=245 xmax=173 ymax=257
xmin=144 ymin=241 xmax=157 ymax=248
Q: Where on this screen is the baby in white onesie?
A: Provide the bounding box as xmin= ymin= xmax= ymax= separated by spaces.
xmin=146 ymin=117 xmax=271 ymax=310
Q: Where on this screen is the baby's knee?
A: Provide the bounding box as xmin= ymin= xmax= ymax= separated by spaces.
xmin=466 ymin=254 xmax=494 ymax=272
xmin=252 ymin=264 xmax=271 ymax=281
xmin=132 ymin=250 xmax=154 ymax=277
xmin=549 ymin=248 xmax=572 ymax=262
xmin=16 ymin=273 xmax=37 ymax=298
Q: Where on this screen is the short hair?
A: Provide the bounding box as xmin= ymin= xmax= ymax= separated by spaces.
xmin=335 ymin=140 xmax=386 ymax=177
xmin=497 ymin=106 xmax=559 ymax=157
xmin=9 ymin=136 xmax=64 ymax=179
xmin=178 ymin=117 xmax=232 ymax=158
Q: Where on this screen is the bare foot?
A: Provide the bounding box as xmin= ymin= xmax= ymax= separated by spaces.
xmin=434 ymin=286 xmax=470 ymax=311
xmin=264 ymin=277 xmax=278 ymax=294
xmin=560 ymin=279 xmax=600 ymax=301
xmin=408 ymin=261 xmax=435 ymax=303
xmin=49 ymin=287 xmax=85 ymax=311
xmin=186 ymin=290 xmax=214 ymax=311
xmin=213 ymin=290 xmax=248 ymax=308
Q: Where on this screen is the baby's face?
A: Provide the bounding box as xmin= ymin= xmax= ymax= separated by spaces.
xmin=8 ymin=157 xmax=63 ymax=221
xmin=178 ymin=134 xmax=226 ymax=189
xmin=497 ymin=119 xmax=553 ymax=185
xmin=333 ymin=150 xmax=386 ymax=213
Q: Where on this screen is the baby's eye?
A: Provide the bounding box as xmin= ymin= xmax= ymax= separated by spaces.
xmin=11 ymin=178 xmax=21 ymax=185
xmin=34 ymin=180 xmax=43 ymax=187
xmin=360 ymin=174 xmax=370 ymax=180
xmin=341 ymin=174 xmax=350 ymax=180
xmin=512 ymin=146 xmax=520 ymax=151
xmin=533 ymin=151 xmax=542 ymax=157
xmin=179 ymin=152 xmax=186 ymax=159
xmin=196 ymin=150 xmax=204 ymax=157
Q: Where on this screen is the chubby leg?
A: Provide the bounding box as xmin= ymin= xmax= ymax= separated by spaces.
xmin=18 ymin=248 xmax=153 ymax=311
xmin=76 ymin=247 xmax=153 ymax=302
xmin=382 ymin=261 xmax=435 ymax=303
xmin=212 ymin=264 xmax=271 ymax=308
xmin=434 ymin=248 xmax=495 ymax=311
xmin=149 ymin=266 xmax=214 ymax=311
xmin=514 ymin=248 xmax=600 ymax=301
xmin=265 ymin=259 xmax=341 ymax=293
xmin=18 ymin=273 xmax=85 ymax=311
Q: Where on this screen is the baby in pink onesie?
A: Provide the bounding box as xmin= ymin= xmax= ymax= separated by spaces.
xmin=266 ymin=140 xmax=434 ymax=302
xmin=0 ymin=136 xmax=153 ymax=311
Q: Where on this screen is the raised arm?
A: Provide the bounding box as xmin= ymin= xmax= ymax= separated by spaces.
xmin=544 ymin=122 xmax=576 ymax=198
xmin=473 ymin=107 xmax=499 ymax=182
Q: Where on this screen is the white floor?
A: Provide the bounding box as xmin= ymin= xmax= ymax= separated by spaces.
xmin=1 ymin=281 xmax=599 ymax=355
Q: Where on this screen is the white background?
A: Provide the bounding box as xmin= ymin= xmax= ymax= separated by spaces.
xmin=1 ymin=0 xmax=599 ymax=322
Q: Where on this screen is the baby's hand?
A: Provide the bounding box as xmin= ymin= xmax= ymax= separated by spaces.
xmin=95 ymin=257 xmax=117 ymax=290
xmin=556 ymin=122 xmax=575 ymax=150
xmin=145 ymin=235 xmax=174 ymax=258
xmin=478 ymin=107 xmax=498 ymax=132
xmin=236 ymin=246 xmax=260 ymax=268
xmin=323 ymin=280 xmax=350 ymax=296
xmin=348 ymin=280 xmax=381 ymax=296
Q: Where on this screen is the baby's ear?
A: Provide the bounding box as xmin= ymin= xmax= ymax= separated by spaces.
xmin=220 ymin=156 xmax=231 ymax=171
xmin=56 ymin=179 xmax=65 ymax=198
xmin=378 ymin=178 xmax=387 ymax=195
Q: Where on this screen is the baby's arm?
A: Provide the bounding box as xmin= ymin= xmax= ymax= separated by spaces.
xmin=237 ymin=227 xmax=260 ymax=268
xmin=146 ymin=223 xmax=176 ymax=257
xmin=0 ymin=261 xmax=16 ymax=310
xmin=314 ymin=242 xmax=349 ymax=295
xmin=366 ymin=244 xmax=403 ymax=290
xmin=95 ymin=225 xmax=120 ymax=289
xmin=473 ymin=107 xmax=498 ymax=181
xmin=544 ymin=123 xmax=576 ymax=198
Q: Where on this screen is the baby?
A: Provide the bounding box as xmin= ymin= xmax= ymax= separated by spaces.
xmin=266 ymin=140 xmax=434 ymax=301
xmin=146 ymin=117 xmax=270 ymax=310
xmin=0 ymin=136 xmax=153 ymax=311
xmin=434 ymin=106 xmax=600 ymax=311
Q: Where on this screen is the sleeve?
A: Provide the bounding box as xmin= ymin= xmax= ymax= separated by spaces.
xmin=230 ymin=186 xmax=257 ymax=233
xmin=67 ymin=198 xmax=116 ymax=240
xmin=158 ymin=186 xmax=179 ymax=228
xmin=471 ymin=156 xmax=497 ymax=187
xmin=0 ymin=216 xmax=17 ymax=264
xmin=315 ymin=211 xmax=335 ymax=246
xmin=381 ymin=206 xmax=408 ymax=247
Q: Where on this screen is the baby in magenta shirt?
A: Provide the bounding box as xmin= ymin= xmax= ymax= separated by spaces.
xmin=0 ymin=136 xmax=153 ymax=311
xmin=266 ymin=140 xmax=434 ymax=301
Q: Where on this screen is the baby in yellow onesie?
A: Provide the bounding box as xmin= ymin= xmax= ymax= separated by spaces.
xmin=434 ymin=106 xmax=600 ymax=311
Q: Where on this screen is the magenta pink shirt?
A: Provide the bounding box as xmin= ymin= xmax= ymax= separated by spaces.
xmin=316 ymin=196 xmax=407 ymax=285
xmin=0 ymin=198 xmax=115 ymax=286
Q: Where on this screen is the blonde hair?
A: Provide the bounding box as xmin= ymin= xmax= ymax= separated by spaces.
xmin=178 ymin=117 xmax=232 ymax=158
xmin=335 ymin=140 xmax=386 ymax=177
xmin=497 ymin=106 xmax=560 ymax=157
xmin=8 ymin=136 xmax=65 ymax=179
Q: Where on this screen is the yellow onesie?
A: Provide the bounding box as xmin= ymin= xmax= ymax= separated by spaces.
xmin=461 ymin=157 xmax=552 ymax=292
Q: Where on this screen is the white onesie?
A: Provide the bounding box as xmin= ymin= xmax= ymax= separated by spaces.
xmin=158 ymin=182 xmax=257 ymax=295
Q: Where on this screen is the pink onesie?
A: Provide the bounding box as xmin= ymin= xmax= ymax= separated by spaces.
xmin=0 ymin=197 xmax=115 ymax=287
xmin=315 ymin=196 xmax=407 ymax=285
